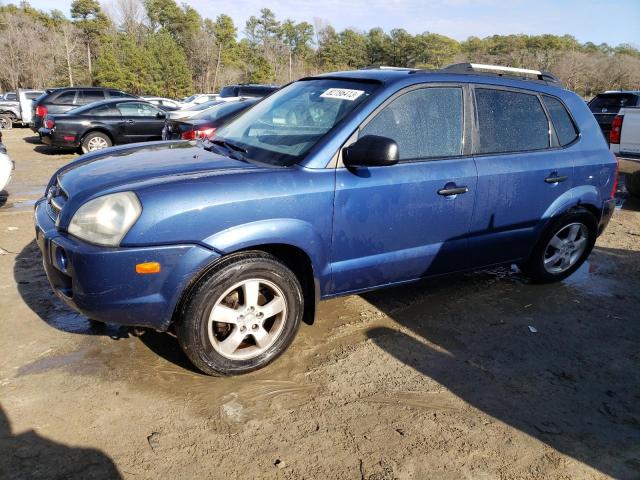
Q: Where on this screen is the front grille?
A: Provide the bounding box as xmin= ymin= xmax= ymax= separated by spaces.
xmin=46 ymin=177 xmax=68 ymax=223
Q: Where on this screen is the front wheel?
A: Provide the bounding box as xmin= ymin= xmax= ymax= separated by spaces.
xmin=520 ymin=209 xmax=597 ymax=284
xmin=176 ymin=252 xmax=304 ymax=376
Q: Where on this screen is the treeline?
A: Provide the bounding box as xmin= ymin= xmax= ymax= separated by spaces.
xmin=1 ymin=0 xmax=639 ymax=98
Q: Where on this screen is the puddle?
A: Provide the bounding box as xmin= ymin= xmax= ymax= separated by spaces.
xmin=562 ymin=257 xmax=619 ymax=297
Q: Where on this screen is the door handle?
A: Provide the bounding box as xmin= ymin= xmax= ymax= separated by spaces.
xmin=438 ymin=185 xmax=469 ymax=196
xmin=544 ymin=174 xmax=568 ymax=184
xmin=126 ymin=119 xmax=135 ymax=124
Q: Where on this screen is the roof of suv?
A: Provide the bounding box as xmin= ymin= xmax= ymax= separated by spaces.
xmin=311 ymin=64 xmax=563 ymax=89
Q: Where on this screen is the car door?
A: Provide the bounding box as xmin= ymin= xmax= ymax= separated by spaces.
xmin=330 ymin=85 xmax=478 ymax=294
xmin=115 ymin=102 xmax=165 ymax=142
xmin=469 ymin=86 xmax=575 ymax=267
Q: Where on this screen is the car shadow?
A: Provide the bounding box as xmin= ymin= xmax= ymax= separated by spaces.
xmin=33 ymin=145 xmax=77 ymax=156
xmin=22 ymin=135 xmax=41 ymax=145
xmin=14 ymin=240 xmax=129 ymax=338
xmin=14 ymin=239 xmax=202 ymax=372
xmin=0 ymin=190 xmax=8 ymax=208
xmin=0 ymin=403 xmax=122 ymax=478
xmin=362 ymin=245 xmax=640 ymax=479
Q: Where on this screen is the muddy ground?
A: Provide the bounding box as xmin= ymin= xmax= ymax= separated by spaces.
xmin=0 ymin=128 xmax=639 ymax=479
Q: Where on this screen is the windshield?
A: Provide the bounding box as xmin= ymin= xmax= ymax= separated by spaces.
xmin=214 ymin=79 xmax=379 ymax=166
xmin=193 ymin=100 xmax=256 ymax=120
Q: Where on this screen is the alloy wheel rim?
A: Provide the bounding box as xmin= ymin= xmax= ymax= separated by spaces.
xmin=87 ymin=137 xmax=108 ymax=151
xmin=207 ymin=278 xmax=288 ymax=360
xmin=543 ymin=222 xmax=588 ymax=274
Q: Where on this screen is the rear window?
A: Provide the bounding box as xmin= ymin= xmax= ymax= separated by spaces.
xmin=589 ymin=94 xmax=638 ymax=112
xmin=219 ymin=86 xmax=239 ymax=98
xmin=194 ymin=100 xmax=255 ymax=120
xmin=25 ymin=92 xmax=43 ymax=100
xmin=542 ymin=95 xmax=578 ymax=146
xmin=53 ymin=90 xmax=77 ymax=104
xmin=475 ymin=88 xmax=549 ymax=154
xmin=238 ymin=86 xmax=276 ymax=98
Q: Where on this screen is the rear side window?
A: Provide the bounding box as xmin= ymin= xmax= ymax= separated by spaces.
xmin=542 ymin=95 xmax=578 ymax=146
xmin=81 ymin=90 xmax=106 ymax=104
xmin=54 ymin=90 xmax=77 ymax=104
xmin=109 ymin=90 xmax=134 ymax=98
xmin=475 ymin=88 xmax=549 ymax=154
xmin=4 ymin=93 xmax=17 ymax=101
xmin=87 ymin=104 xmax=119 ymax=116
xmin=361 ymin=87 xmax=464 ymax=161
xmin=25 ymin=92 xmax=42 ymax=100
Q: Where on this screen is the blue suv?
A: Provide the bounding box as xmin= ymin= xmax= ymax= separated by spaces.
xmin=35 ymin=64 xmax=617 ymax=375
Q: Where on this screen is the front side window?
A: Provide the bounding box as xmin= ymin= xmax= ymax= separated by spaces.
xmin=117 ymin=102 xmax=160 ymax=117
xmin=542 ymin=95 xmax=578 ymax=146
xmin=475 ymin=88 xmax=549 ymax=154
xmin=361 ymin=87 xmax=463 ymax=161
xmin=215 ymin=79 xmax=379 ymax=166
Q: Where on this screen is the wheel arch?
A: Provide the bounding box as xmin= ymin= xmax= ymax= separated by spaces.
xmin=81 ymin=127 xmax=115 ymax=146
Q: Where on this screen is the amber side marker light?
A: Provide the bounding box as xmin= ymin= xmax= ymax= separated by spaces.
xmin=136 ymin=262 xmax=161 ymax=274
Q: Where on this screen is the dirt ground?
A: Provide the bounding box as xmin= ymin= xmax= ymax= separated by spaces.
xmin=0 ymin=128 xmax=639 ymax=479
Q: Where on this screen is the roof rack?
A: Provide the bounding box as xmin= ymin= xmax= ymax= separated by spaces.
xmin=360 ymin=65 xmax=418 ymax=71
xmin=439 ymin=63 xmax=562 ymax=85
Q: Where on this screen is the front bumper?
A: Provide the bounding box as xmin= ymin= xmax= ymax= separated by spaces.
xmin=34 ymin=199 xmax=219 ymax=330
xmin=598 ymin=198 xmax=616 ymax=235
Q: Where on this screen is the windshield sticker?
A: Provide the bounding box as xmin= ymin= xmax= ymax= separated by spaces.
xmin=320 ymin=88 xmax=365 ymax=101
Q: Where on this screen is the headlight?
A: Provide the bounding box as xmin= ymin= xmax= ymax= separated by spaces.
xmin=68 ymin=192 xmax=141 ymax=246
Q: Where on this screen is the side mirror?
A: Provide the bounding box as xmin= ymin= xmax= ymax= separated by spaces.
xmin=342 ymin=135 xmax=399 ymax=168
xmin=156 ymin=111 xmax=166 ymax=119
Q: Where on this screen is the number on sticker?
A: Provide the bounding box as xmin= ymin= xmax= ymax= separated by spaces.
xmin=320 ymin=88 xmax=365 ymax=101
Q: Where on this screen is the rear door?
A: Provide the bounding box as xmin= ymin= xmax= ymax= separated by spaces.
xmin=469 ymin=86 xmax=577 ymax=267
xmin=115 ymin=102 xmax=165 ymax=142
xmin=331 ymin=85 xmax=477 ymax=293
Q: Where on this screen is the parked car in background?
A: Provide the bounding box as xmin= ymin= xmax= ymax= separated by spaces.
xmin=35 ymin=64 xmax=617 ymax=376
xmin=588 ymin=91 xmax=640 ymax=140
xmin=179 ymin=93 xmax=219 ymax=109
xmin=142 ymin=97 xmax=182 ymax=111
xmin=31 ymin=87 xmax=138 ymax=132
xmin=609 ymin=106 xmax=640 ymax=197
xmin=162 ymin=98 xmax=258 ymax=140
xmin=0 ymin=131 xmax=14 ymax=192
xmin=219 ymin=84 xmax=279 ymax=99
xmin=38 ymin=99 xmax=166 ymax=153
xmin=165 ymin=100 xmax=225 ymax=120
xmin=0 ymin=89 xmax=45 ymax=129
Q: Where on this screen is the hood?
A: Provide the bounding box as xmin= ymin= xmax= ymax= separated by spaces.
xmin=56 ymin=141 xmax=261 ymax=200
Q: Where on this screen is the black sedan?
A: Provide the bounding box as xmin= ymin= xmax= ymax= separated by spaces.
xmin=39 ymin=99 xmax=167 ymax=153
xmin=162 ymin=98 xmax=257 ymax=141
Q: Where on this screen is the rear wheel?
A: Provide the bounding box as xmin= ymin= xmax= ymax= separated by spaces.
xmin=81 ymin=131 xmax=112 ymax=153
xmin=176 ymin=252 xmax=304 ymax=376
xmin=0 ymin=115 xmax=12 ymax=130
xmin=520 ymin=209 xmax=597 ymax=283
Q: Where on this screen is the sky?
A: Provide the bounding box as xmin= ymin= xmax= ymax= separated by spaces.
xmin=19 ymin=0 xmax=640 ymax=46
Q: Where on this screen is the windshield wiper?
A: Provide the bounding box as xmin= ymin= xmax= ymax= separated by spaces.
xmin=207 ymin=138 xmax=249 ymax=162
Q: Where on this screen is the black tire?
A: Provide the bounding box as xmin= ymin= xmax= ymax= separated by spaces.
xmin=81 ymin=131 xmax=112 ymax=154
xmin=0 ymin=115 xmax=12 ymax=130
xmin=176 ymin=251 xmax=304 ymax=376
xmin=520 ymin=209 xmax=598 ymax=284
xmin=626 ymin=171 xmax=640 ymax=198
